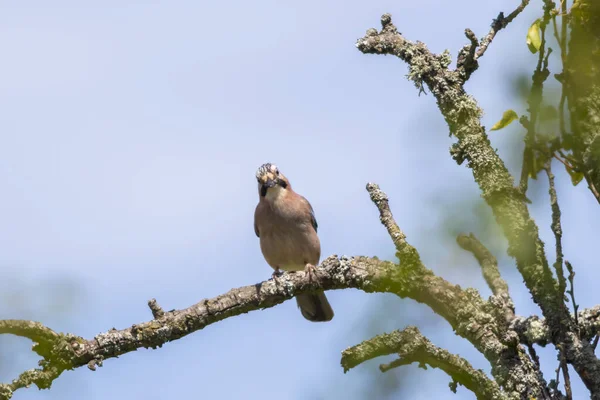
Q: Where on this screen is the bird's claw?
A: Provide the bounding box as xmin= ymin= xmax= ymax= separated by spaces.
xmin=304 ymin=263 xmax=317 ymax=282
xmin=271 ymin=268 xmax=283 ymax=280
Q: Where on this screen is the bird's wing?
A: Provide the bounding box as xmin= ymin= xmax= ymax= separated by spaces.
xmin=253 ymin=203 xmax=261 ymax=237
xmin=300 ymin=196 xmax=318 ymax=233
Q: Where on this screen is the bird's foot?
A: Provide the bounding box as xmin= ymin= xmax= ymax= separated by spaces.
xmin=271 ymin=268 xmax=283 ymax=280
xmin=304 ymin=263 xmax=317 ymax=282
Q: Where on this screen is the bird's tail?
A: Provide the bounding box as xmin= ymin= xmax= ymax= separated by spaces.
xmin=296 ymin=291 xmax=334 ymax=322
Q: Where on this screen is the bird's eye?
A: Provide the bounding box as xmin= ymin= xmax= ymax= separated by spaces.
xmin=276 ymin=169 xmax=279 ymax=175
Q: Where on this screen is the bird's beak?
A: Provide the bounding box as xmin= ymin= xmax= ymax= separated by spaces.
xmin=264 ymin=177 xmax=277 ymax=188
xmin=260 ymin=175 xmax=279 ymax=194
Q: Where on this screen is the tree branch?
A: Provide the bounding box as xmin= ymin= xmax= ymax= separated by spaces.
xmin=456 ymin=233 xmax=514 ymax=321
xmin=0 ymin=249 xmax=522 ymax=399
xmin=147 ymin=298 xmax=166 ymax=319
xmin=0 ymin=367 xmax=64 ymax=400
xmin=456 ymin=233 xmax=509 ymax=297
xmin=565 ymin=261 xmax=580 ymax=326
xmin=519 ymin=3 xmax=553 ymax=195
xmin=366 ymin=183 xmax=420 ymax=265
xmin=356 ymin=13 xmax=600 ymax=395
xmin=476 ymin=0 xmax=531 ymax=60
xmin=512 ymin=305 xmax=600 ymax=347
xmin=544 ymin=163 xmax=566 ymax=296
xmin=363 ymin=184 xmax=499 ymax=349
xmin=363 ymin=184 xmax=544 ymax=397
xmin=341 ymin=326 xmax=505 ymax=400
xmin=559 ymin=343 xmax=574 ymax=400
xmin=0 ymin=320 xmax=60 ymax=358
xmin=457 ymin=0 xmax=531 ymax=80
xmin=0 ymin=183 xmax=549 ymax=399
xmin=566 ymin=0 xmax=600 ymax=204
xmin=0 ymin=255 xmax=380 ymax=399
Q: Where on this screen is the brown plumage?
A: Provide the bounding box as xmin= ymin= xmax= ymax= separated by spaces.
xmin=254 ymin=163 xmax=334 ymax=322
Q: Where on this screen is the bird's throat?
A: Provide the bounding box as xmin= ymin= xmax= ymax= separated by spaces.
xmin=265 ymin=185 xmax=286 ymax=203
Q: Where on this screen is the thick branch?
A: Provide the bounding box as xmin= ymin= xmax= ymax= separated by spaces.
xmin=1 ymin=172 xmax=579 ymax=400
xmin=0 ymin=249 xmax=509 ymax=399
xmin=364 ymin=184 xmax=544 ymax=396
xmin=356 ymin=14 xmax=600 ymax=395
xmin=78 ymin=256 xmax=383 ymax=361
xmin=512 ymin=306 xmax=600 ymax=346
xmin=363 ymin=184 xmax=493 ymax=342
xmin=0 ymin=255 xmax=378 ymax=399
xmin=341 ymin=326 xmax=505 ymax=400
xmin=0 ymin=183 xmax=548 ymax=399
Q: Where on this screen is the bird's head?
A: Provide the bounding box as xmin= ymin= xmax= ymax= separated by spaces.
xmin=255 ymin=163 xmax=290 ymax=199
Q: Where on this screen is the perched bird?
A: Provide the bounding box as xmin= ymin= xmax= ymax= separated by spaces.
xmin=254 ymin=163 xmax=334 ymax=322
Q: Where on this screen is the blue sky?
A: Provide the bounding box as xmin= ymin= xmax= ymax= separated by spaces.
xmin=1 ymin=1 xmax=599 ymax=399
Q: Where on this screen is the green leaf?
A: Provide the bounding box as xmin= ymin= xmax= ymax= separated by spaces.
xmin=567 ymin=167 xmax=584 ymax=186
xmin=490 ymin=109 xmax=519 ymax=131
xmin=527 ymin=20 xmax=542 ymax=53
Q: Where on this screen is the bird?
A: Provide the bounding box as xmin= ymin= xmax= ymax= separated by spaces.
xmin=253 ymin=163 xmax=334 ymax=322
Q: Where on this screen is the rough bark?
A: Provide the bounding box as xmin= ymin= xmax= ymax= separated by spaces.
xmin=356 ymin=12 xmax=600 ymax=397
xmin=341 ymin=326 xmax=505 ymax=400
xmin=567 ymin=0 xmax=600 ymax=203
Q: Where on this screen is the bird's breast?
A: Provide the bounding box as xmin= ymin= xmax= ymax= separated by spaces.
xmin=257 ymin=218 xmax=320 ymax=272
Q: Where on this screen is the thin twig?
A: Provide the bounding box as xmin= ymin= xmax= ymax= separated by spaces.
xmin=556 ymin=0 xmax=568 ymax=137
xmin=528 ymin=343 xmax=541 ymax=367
xmin=147 ymin=298 xmax=165 ymax=319
xmin=559 ymin=344 xmax=573 ymax=400
xmin=465 ymin=28 xmax=478 ymax=54
xmin=544 ymin=163 xmax=566 ymax=296
xmin=563 ymin=365 xmax=573 ymax=399
xmin=458 ymin=28 xmax=480 ymax=79
xmin=560 ymin=0 xmax=567 ymax=60
xmin=519 ymin=4 xmax=553 ymax=194
xmin=475 ymin=0 xmax=531 ymax=61
xmin=456 ymin=233 xmax=509 ymax=296
xmin=366 ymin=183 xmax=420 ymax=263
xmin=552 ymin=16 xmax=561 ymax=50
xmin=527 ymin=343 xmax=555 ymax=399
xmin=458 ymin=0 xmax=531 ymax=79
xmin=565 ymin=261 xmax=579 ymax=326
xmin=553 ymin=153 xmax=574 ymax=170
xmin=584 ymin=175 xmax=600 ymax=205
xmin=555 ymin=360 xmax=562 ymax=391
